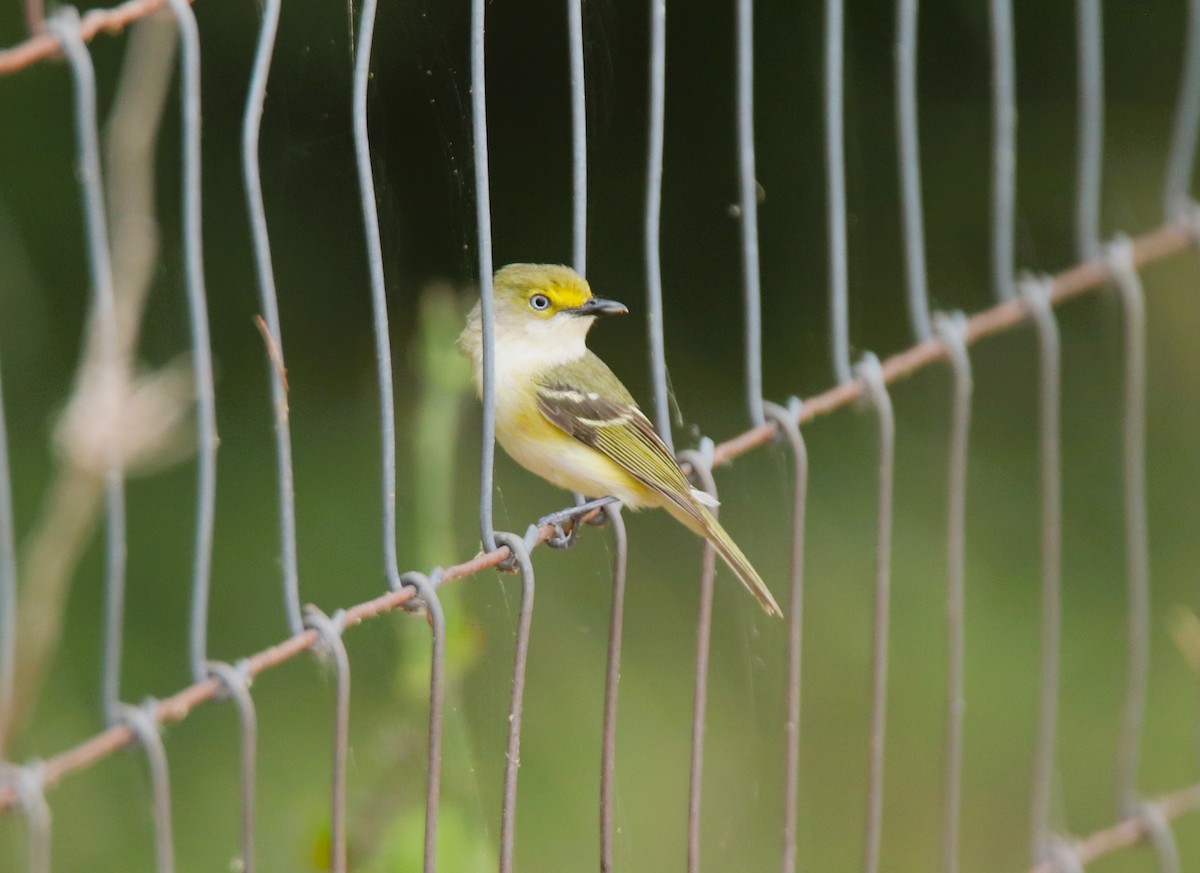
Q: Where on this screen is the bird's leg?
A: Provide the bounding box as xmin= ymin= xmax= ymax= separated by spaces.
xmin=538 ymin=495 xmax=619 ymax=548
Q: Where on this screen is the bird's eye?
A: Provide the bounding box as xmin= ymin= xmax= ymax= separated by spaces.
xmin=529 ymin=294 xmax=551 ymax=311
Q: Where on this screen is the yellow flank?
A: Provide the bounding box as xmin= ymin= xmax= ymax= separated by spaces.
xmin=457 ymin=263 xmax=782 ymax=617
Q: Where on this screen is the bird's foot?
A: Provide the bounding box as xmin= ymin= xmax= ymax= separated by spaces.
xmin=538 ymin=496 xmax=619 ymax=548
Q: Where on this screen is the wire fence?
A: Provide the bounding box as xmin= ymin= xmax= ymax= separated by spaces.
xmin=0 ymin=0 xmax=1199 ymax=872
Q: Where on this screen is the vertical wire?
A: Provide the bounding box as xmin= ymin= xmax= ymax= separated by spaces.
xmin=304 ymin=608 xmax=349 ymax=873
xmin=3 ymin=763 xmax=50 ymax=873
xmin=567 ymin=0 xmax=587 ymax=274
xmin=206 ymin=662 xmax=257 ymax=873
xmin=1021 ymin=277 xmax=1063 ymax=863
xmin=1075 ymin=0 xmax=1104 ymax=262
xmin=855 ymin=354 xmax=895 ymax=873
xmin=472 ymin=0 xmax=499 ymax=553
xmin=896 ymin=0 xmax=932 ymax=342
xmin=241 ymin=0 xmax=301 ymax=636
xmin=397 ymin=571 xmax=447 ymax=873
xmin=1106 ymin=239 xmax=1150 ymax=818
xmin=118 ymin=702 xmax=176 ymax=873
xmin=494 ymin=532 xmax=535 ymax=873
xmin=677 ymin=447 xmax=718 ymax=873
xmin=932 ymin=313 xmax=973 ymax=873
xmin=762 ymin=401 xmax=808 ymax=873
xmin=644 ymin=0 xmax=674 ymax=450
xmin=45 ymin=8 xmax=128 ymax=727
xmin=599 ymin=504 xmax=627 ymax=873
xmin=990 ymin=0 xmax=1016 ymax=301
xmin=0 ymin=363 xmax=15 ymax=749
xmin=825 ymin=0 xmax=852 ymax=383
xmin=735 ymin=0 xmax=765 ymax=426
xmin=162 ymin=0 xmax=220 ymax=685
xmin=351 ymin=0 xmax=407 ymax=579
xmin=1165 ymin=0 xmax=1200 ymax=220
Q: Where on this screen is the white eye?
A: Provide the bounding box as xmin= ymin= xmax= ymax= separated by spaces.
xmin=529 ymin=294 xmax=551 ymax=311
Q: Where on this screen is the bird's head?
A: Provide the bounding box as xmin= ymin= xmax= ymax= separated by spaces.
xmin=459 ymin=264 xmax=628 ymax=365
xmin=493 ymin=263 xmax=628 ymax=322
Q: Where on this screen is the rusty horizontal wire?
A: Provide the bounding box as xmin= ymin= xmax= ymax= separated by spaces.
xmin=0 ymin=212 xmax=1195 ymax=820
xmin=0 ymin=0 xmax=192 ymax=75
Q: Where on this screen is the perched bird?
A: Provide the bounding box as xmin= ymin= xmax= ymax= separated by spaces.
xmin=457 ymin=263 xmax=781 ymax=617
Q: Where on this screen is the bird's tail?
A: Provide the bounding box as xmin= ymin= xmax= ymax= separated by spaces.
xmin=666 ymin=500 xmax=782 ymax=617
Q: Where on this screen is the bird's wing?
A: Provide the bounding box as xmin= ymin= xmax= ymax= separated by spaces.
xmin=535 ymin=354 xmax=698 ymax=510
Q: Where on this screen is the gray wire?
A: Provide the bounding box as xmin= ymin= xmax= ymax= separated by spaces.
xmin=2 ymin=763 xmax=50 ymax=873
xmin=352 ymin=0 xmax=407 ymax=580
xmin=119 ymin=702 xmax=176 ymax=873
xmin=855 ymin=353 xmax=895 ymax=873
xmin=241 ymin=0 xmax=301 ymax=636
xmin=735 ymin=0 xmax=765 ymax=426
xmin=495 ymin=532 xmax=535 ymax=873
xmin=1137 ymin=802 xmax=1181 ymax=873
xmin=396 ymin=571 xmax=447 ymax=873
xmin=1075 ymin=0 xmax=1104 ymax=262
xmin=472 ymin=0 xmax=498 ymax=553
xmin=644 ymin=0 xmax=673 ymax=450
xmin=304 ymin=607 xmax=349 ymax=873
xmin=162 ymin=0 xmax=219 ymax=686
xmin=207 ymin=661 xmax=257 ymax=873
xmin=1106 ymin=239 xmax=1150 ymax=819
xmin=825 ymin=0 xmax=852 ymax=383
xmin=990 ymin=0 xmax=1016 ymax=301
xmin=599 ymin=504 xmax=627 ymax=873
xmin=0 ymin=362 xmax=15 ymax=744
xmin=1021 ymin=276 xmax=1062 ymax=863
xmin=677 ymin=446 xmax=718 ymax=873
xmin=46 ymin=8 xmax=128 ymax=728
xmin=896 ymin=0 xmax=932 ymax=341
xmin=763 ymin=400 xmax=808 ymax=873
xmin=568 ymin=0 xmax=586 ymax=275
xmin=933 ymin=312 xmax=973 ymax=873
xmin=1165 ymin=0 xmax=1200 ymax=220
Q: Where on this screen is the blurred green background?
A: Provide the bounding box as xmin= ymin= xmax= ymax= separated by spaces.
xmin=2 ymin=0 xmax=1200 ymax=870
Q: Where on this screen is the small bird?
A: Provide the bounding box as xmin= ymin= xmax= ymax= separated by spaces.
xmin=457 ymin=263 xmax=781 ymax=617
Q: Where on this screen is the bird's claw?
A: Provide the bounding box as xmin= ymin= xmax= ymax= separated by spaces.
xmin=535 ymin=496 xmax=619 ymax=549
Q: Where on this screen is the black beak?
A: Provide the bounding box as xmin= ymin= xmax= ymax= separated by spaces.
xmin=568 ymin=296 xmax=628 ymax=317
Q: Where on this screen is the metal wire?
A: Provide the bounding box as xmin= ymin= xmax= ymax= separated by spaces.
xmin=896 ymin=0 xmax=932 ymax=342
xmin=161 ymin=0 xmax=220 ymax=685
xmin=1165 ymin=0 xmax=1200 ymax=220
xmin=1021 ymin=276 xmax=1063 ymax=863
xmin=933 ymin=312 xmax=972 ymax=873
xmin=735 ymin=0 xmax=765 ymax=426
xmin=1075 ymin=0 xmax=1104 ymax=262
xmin=494 ymin=532 xmax=535 ymax=873
xmin=206 ymin=661 xmax=257 ymax=873
xmin=854 ymin=353 xmax=895 ymax=873
xmin=351 ymin=0 xmax=409 ymax=588
xmin=568 ymin=0 xmax=586 ymax=274
xmin=1105 ymin=238 xmax=1151 ymax=820
xmin=677 ymin=444 xmax=718 ymax=873
xmin=762 ymin=400 xmax=808 ymax=873
xmin=1137 ymin=802 xmax=1182 ymax=873
xmin=825 ymin=0 xmax=852 ymax=383
xmin=303 ymin=607 xmax=349 ymax=873
xmin=990 ymin=0 xmax=1017 ymax=301
xmin=0 ymin=362 xmax=16 ymax=750
xmin=1 ymin=762 xmax=50 ymax=873
xmin=241 ymin=0 xmax=302 ymax=637
xmin=118 ymin=701 xmax=176 ymax=873
xmin=644 ymin=0 xmax=673 ymax=449
xmin=472 ymin=0 xmax=499 ymax=554
xmin=599 ymin=504 xmax=627 ymax=873
xmin=395 ymin=571 xmax=447 ymax=873
xmin=45 ymin=7 xmax=129 ymax=728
